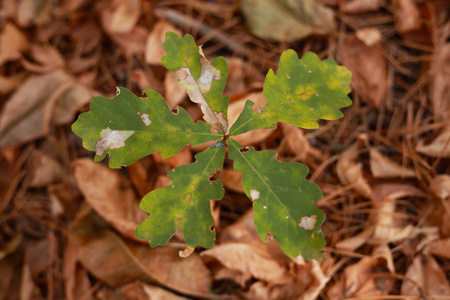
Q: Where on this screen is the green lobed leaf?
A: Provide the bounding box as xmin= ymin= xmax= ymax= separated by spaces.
xmin=72 ymin=87 xmax=220 ymax=168
xmin=229 ymin=50 xmax=352 ymax=136
xmin=161 ymin=32 xmax=229 ymax=133
xmin=135 ymin=144 xmax=226 ymax=250
xmin=228 ymin=138 xmax=325 ymax=260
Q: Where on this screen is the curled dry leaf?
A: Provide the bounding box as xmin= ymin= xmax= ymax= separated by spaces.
xmin=336 ymin=183 xmax=426 ymax=250
xmin=430 ymin=44 xmax=450 ymax=120
xmin=393 ymin=0 xmax=421 ymax=33
xmin=369 ymin=148 xmax=416 ymax=178
xmin=340 ymin=29 xmax=387 ymax=108
xmin=116 ymin=282 xmax=189 ymax=300
xmin=428 ymin=175 xmax=450 ymax=237
xmin=429 ymin=175 xmax=450 ymax=200
xmin=202 ymin=243 xmax=290 ymax=286
xmin=29 ymin=151 xmax=63 ymax=188
xmin=17 ymin=0 xmax=52 ymax=26
xmin=21 ymin=45 xmax=65 ymax=73
xmin=0 ymin=70 xmax=73 ymax=147
xmin=72 ymin=158 xmax=146 ymax=241
xmin=108 ymin=0 xmax=141 ymax=33
xmin=68 ymin=211 xmax=213 ymax=297
xmin=0 ymin=23 xmax=29 ymax=64
xmin=416 ymin=125 xmax=450 ymax=158
xmin=241 ymin=0 xmax=335 ymax=42
xmin=340 ymin=0 xmax=381 ymax=14
xmin=278 ymin=123 xmax=321 ymax=161
xmin=425 ymin=238 xmax=450 ymax=260
xmin=327 ymin=255 xmax=393 ymax=299
xmin=210 ymin=210 xmax=329 ymax=299
xmin=401 ymin=255 xmax=450 ymax=297
xmin=336 ymin=142 xmax=372 ymax=199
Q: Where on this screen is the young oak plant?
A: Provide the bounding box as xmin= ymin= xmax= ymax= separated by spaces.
xmin=72 ymin=32 xmax=352 ymax=260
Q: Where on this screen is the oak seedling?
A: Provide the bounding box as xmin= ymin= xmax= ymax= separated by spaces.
xmin=72 ymin=32 xmax=352 ymax=260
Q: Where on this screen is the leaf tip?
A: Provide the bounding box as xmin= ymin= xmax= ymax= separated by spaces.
xmin=179 ymin=247 xmax=194 ymax=258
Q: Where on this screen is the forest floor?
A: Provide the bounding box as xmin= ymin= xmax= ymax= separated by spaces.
xmin=0 ymin=0 xmax=449 ymax=299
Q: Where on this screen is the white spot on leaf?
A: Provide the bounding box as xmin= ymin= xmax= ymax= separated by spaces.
xmin=140 ymin=113 xmax=151 ymax=126
xmin=263 ymin=205 xmax=267 ymax=209
xmin=299 ymin=215 xmax=317 ymax=231
xmin=250 ymin=189 xmax=260 ymax=201
xmin=94 ymin=128 xmax=134 ymax=156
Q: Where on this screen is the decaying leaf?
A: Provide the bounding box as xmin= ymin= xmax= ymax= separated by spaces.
xmin=72 ymin=158 xmax=147 ymax=241
xmin=229 ymin=50 xmax=352 ymax=135
xmin=241 ymin=0 xmax=335 ymax=42
xmin=369 ymin=148 xmax=416 ymax=178
xmin=161 ymin=32 xmax=229 ymax=133
xmin=340 ymin=29 xmax=387 ymax=108
xmin=416 ymin=125 xmax=450 ymax=158
xmin=68 ymin=211 xmax=213 ymax=297
xmin=0 ymin=23 xmax=29 ymax=64
xmin=336 ymin=141 xmax=372 ymax=199
xmin=401 ymin=255 xmax=450 ymax=297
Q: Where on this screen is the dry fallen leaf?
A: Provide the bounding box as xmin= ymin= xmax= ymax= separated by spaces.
xmin=68 ymin=211 xmax=213 ymax=297
xmin=29 ymin=151 xmax=63 ymax=188
xmin=369 ymin=148 xmax=416 ymax=178
xmin=164 ymin=70 xmax=187 ymax=109
xmin=416 ymin=125 xmax=450 ymax=158
xmin=340 ymin=0 xmax=381 ymax=14
xmin=0 ymin=22 xmax=29 ymax=64
xmin=241 ymin=0 xmax=335 ymax=42
xmin=430 ymin=44 xmax=450 ymax=120
xmin=201 ymin=243 xmax=290 ymax=286
xmin=327 ymin=255 xmax=393 ymax=299
xmin=108 ymin=0 xmax=141 ymax=34
xmin=211 ymin=210 xmax=329 ymax=299
xmin=17 ymin=0 xmax=52 ymax=26
xmin=401 ymin=255 xmax=450 ymax=297
xmin=72 ymin=158 xmax=147 ymax=241
xmin=0 ymin=69 xmax=74 ymax=147
xmin=393 ymin=0 xmax=421 ymax=33
xmin=336 ymin=141 xmax=372 ymax=199
xmin=21 ymin=45 xmax=65 ymax=73
xmin=278 ymin=123 xmax=321 ymax=161
xmin=116 ymin=281 xmax=189 ymax=300
xmin=0 ymin=69 xmax=96 ymax=147
xmin=341 ymin=30 xmax=387 ymax=108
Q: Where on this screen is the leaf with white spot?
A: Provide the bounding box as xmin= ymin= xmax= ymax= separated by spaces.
xmin=135 ymin=145 xmax=225 ymax=252
xmin=162 ymin=32 xmax=229 ymax=133
xmin=229 ymin=50 xmax=352 ymax=136
xmin=72 ymin=87 xmax=221 ymax=168
xmin=228 ymin=138 xmax=325 ymax=260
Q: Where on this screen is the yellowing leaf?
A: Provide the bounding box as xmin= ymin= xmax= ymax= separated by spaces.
xmin=229 ymin=51 xmax=352 ymax=136
xmin=135 ymin=145 xmax=225 ymax=251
